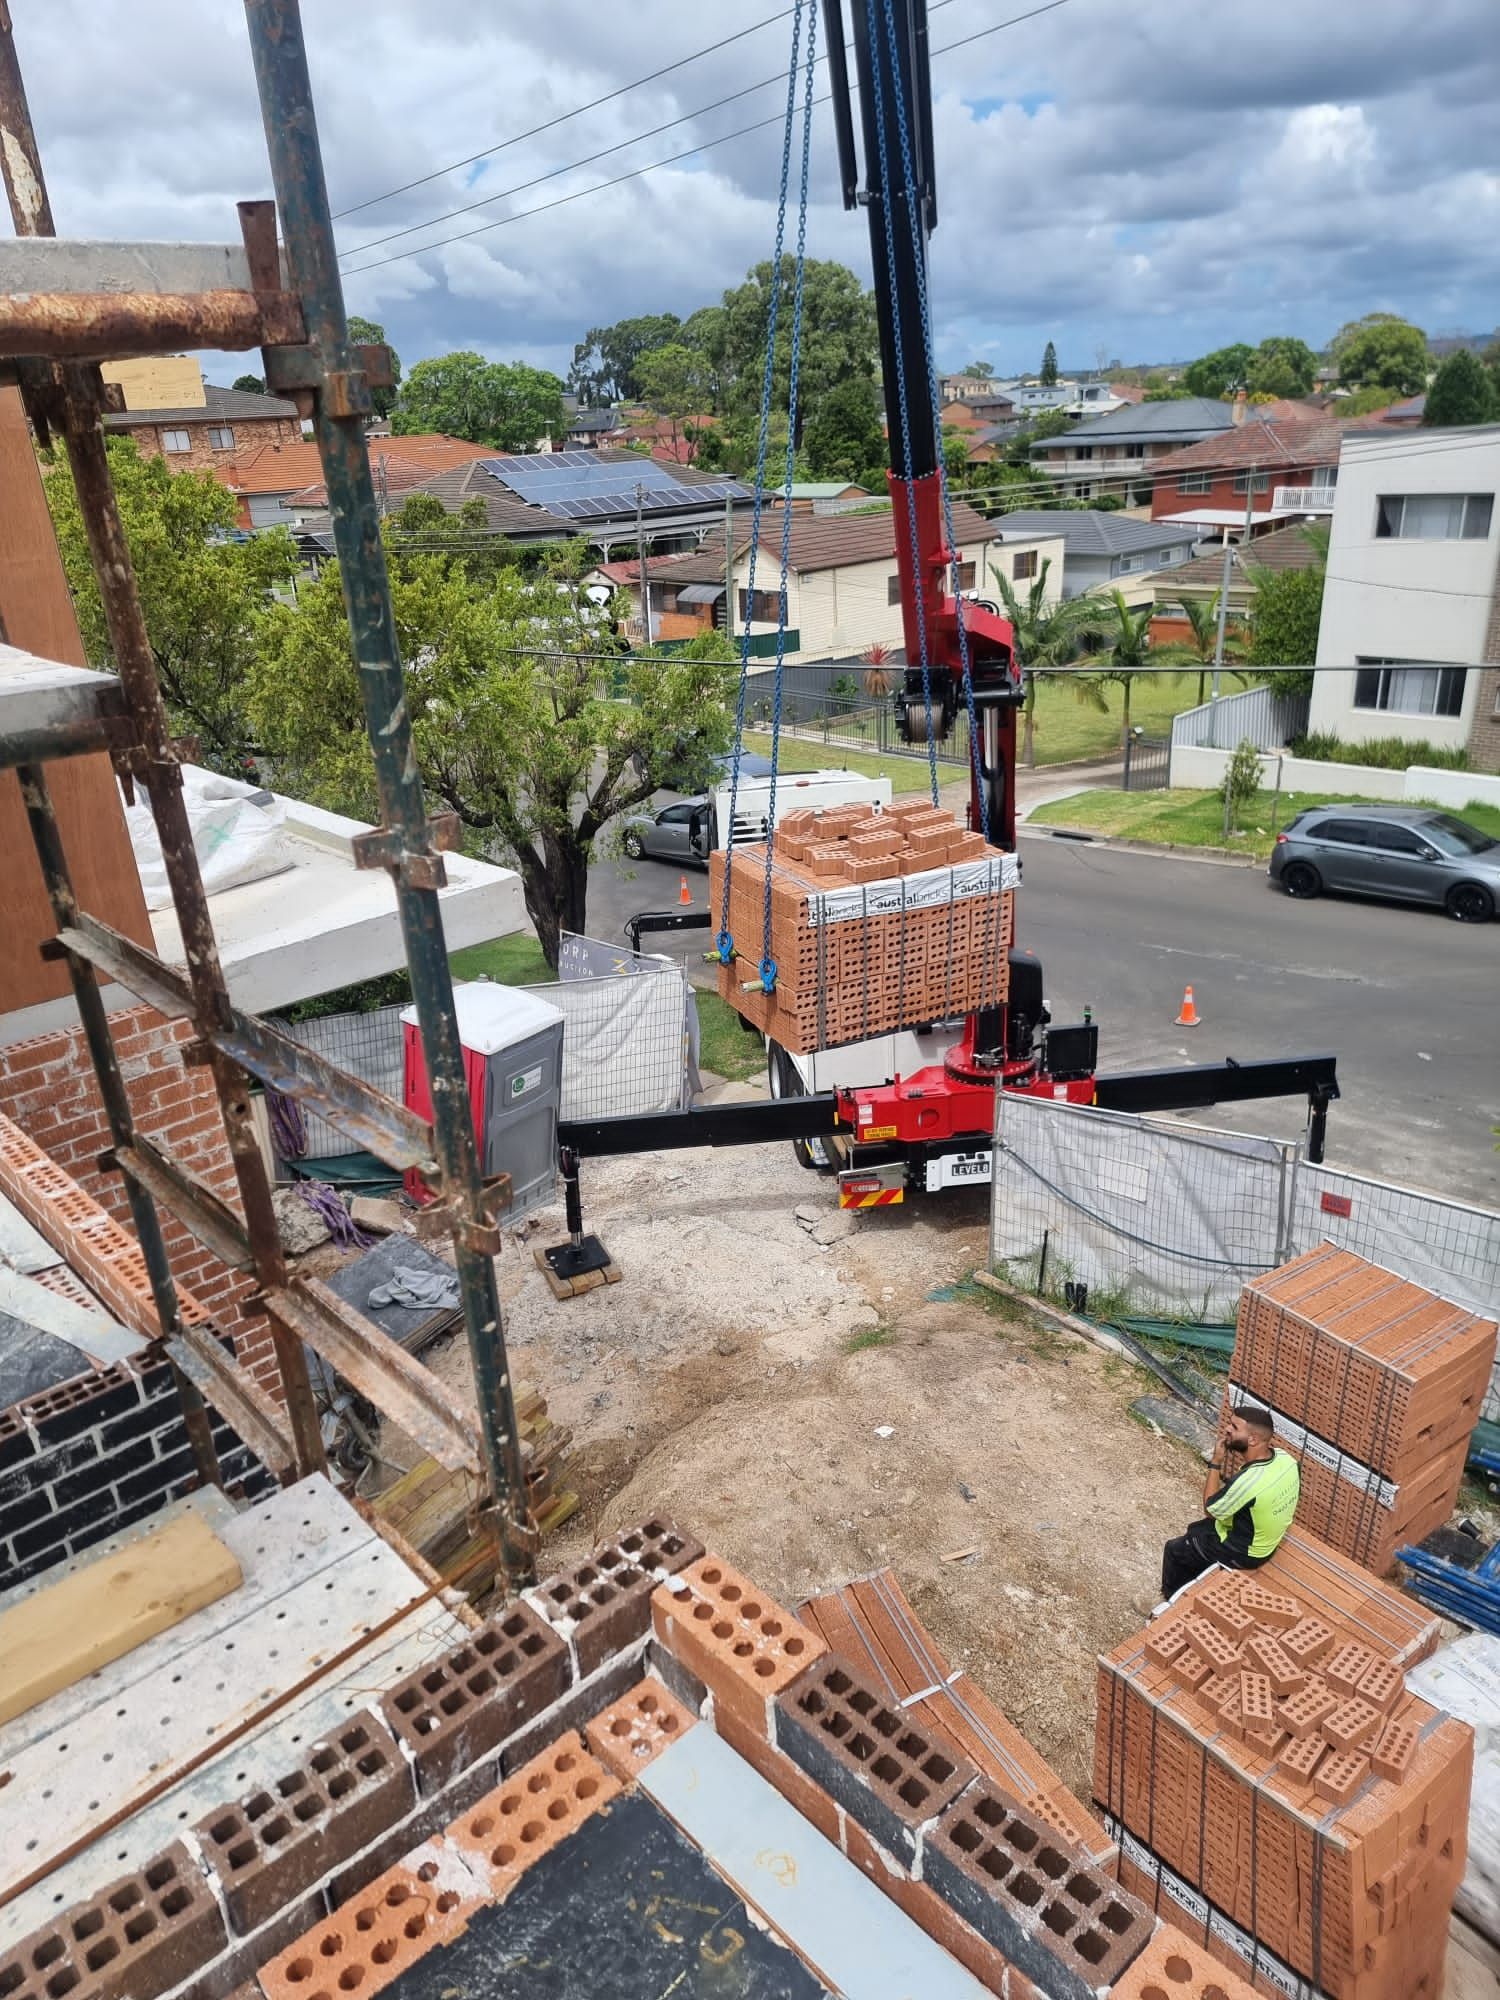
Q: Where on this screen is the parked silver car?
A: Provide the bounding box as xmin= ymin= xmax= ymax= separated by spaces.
xmin=1267 ymin=805 xmax=1500 ymax=922
xmin=621 ymin=796 xmax=711 ymax=864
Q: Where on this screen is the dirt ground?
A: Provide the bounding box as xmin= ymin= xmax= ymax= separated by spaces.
xmin=401 ymin=1139 xmax=1206 ymax=1798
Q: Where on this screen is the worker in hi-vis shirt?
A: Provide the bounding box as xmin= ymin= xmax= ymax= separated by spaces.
xmin=1160 ymin=1403 xmax=1300 ymax=1600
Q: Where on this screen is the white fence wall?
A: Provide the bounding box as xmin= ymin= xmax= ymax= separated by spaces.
xmin=1169 ymin=746 xmax=1500 ymax=812
xmin=989 ymin=1095 xmax=1500 ymax=1420
xmin=1171 ymin=685 xmax=1310 ymax=752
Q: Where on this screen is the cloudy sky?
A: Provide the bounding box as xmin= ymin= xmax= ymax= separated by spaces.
xmin=11 ymin=0 xmax=1499 ymax=386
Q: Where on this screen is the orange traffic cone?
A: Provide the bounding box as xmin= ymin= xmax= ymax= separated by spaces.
xmin=679 ymin=875 xmax=692 ymax=906
xmin=1175 ymin=984 xmax=1201 ymax=1027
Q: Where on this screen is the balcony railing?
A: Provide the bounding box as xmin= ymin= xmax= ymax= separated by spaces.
xmin=1274 ymin=485 xmax=1336 ymax=512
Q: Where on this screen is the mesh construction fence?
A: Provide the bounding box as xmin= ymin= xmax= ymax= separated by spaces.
xmin=989 ymin=1094 xmax=1500 ymax=1420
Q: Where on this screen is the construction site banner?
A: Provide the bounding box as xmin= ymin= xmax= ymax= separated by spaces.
xmin=989 ymin=1095 xmax=1500 ymax=1419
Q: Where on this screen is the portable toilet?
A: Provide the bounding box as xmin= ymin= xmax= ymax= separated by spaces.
xmin=401 ymin=983 xmax=564 ymax=1217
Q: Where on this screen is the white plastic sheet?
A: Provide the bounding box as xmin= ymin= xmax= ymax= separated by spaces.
xmin=1406 ymin=1634 xmax=1500 ymax=1941
xmin=122 ymin=767 xmax=294 ymax=911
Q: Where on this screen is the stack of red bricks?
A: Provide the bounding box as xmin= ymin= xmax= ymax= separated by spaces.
xmin=708 ymin=800 xmax=1016 ymax=1052
xmin=1093 ymin=1526 xmax=1473 ymax=1998
xmin=1226 ymin=1245 xmax=1497 ymax=1574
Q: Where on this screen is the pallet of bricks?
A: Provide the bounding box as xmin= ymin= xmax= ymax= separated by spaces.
xmin=1094 ymin=1524 xmax=1474 ymax=1998
xmin=708 ymin=798 xmax=1017 ymax=1053
xmin=1226 ymin=1245 xmax=1497 ymax=1575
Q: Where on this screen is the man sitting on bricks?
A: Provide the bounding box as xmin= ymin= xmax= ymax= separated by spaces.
xmin=1160 ymin=1403 xmax=1300 ymax=1600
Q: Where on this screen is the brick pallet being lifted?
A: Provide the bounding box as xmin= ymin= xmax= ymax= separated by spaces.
xmin=1093 ymin=1526 xmax=1473 ymax=1999
xmin=708 ymin=800 xmax=1017 ymax=1054
xmin=1224 ymin=1245 xmax=1497 ymax=1575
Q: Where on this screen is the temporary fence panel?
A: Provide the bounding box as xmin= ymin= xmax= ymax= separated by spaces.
xmin=989 ymin=1095 xmax=1291 ymax=1321
xmin=559 ymin=929 xmax=701 ymax=1097
xmin=273 ymin=1005 xmax=407 ymax=1161
xmin=1169 ymin=683 xmax=1309 ymax=752
xmin=989 ymin=1094 xmax=1500 ymax=1417
xmin=523 ymin=969 xmax=689 ymax=1123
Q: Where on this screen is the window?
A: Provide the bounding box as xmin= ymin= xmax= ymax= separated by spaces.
xmin=1177 ymin=473 xmax=1211 ymax=495
xmin=955 ymin=560 xmax=976 ymax=590
xmin=206 ymin=425 xmax=235 ymax=450
xmin=1353 ymin=661 xmax=1466 ymax=718
xmin=887 ymin=575 xmax=903 ymax=606
xmin=1425 ymin=814 xmax=1496 ymax=856
xmin=1233 ymin=472 xmax=1270 ymax=494
xmin=1116 ymin=553 xmax=1145 ymax=574
xmin=1013 ymin=549 xmax=1038 ymax=581
xmin=1315 ymin=819 xmax=1376 ymax=846
xmin=1074 ymin=446 xmax=1093 ymax=461
xmin=738 ymin=587 xmax=781 ymax=623
xmin=161 ymin=428 xmax=191 ymax=453
xmin=657 ymin=803 xmax=695 ymax=827
xmin=1368 ymin=823 xmax=1429 ymax=855
xmin=1124 ymin=443 xmax=1146 ymax=460
xmin=1374 ymin=493 xmax=1493 ymax=540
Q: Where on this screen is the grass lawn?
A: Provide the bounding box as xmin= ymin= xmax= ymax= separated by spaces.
xmin=449 ymin=933 xmax=551 ymax=985
xmin=1029 ymin=787 xmax=1500 ymax=863
xmin=742 ymin=730 xmax=937 ymax=794
xmin=696 ymin=988 xmax=766 ymax=1082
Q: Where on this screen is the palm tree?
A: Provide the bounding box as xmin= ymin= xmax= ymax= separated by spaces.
xmin=988 ymin=557 xmax=1102 ymax=767
xmin=1155 ymin=589 xmax=1250 ymax=705
xmin=1076 ymin=589 xmax=1157 ymax=748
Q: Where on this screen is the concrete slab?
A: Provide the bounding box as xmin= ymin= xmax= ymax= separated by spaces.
xmin=0 ymin=1477 xmax=464 ymax=1939
xmin=641 ymin=1721 xmax=993 ymax=1999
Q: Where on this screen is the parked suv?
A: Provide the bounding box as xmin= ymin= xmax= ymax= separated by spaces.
xmin=1268 ymin=805 xmax=1500 ymax=922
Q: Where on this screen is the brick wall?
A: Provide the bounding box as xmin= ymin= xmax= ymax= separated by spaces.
xmin=0 ymin=1348 xmax=272 ymax=1590
xmin=119 ymin=414 xmax=301 ymax=472
xmin=0 ymin=1005 xmax=280 ymax=1394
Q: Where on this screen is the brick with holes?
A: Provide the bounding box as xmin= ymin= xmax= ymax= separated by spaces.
xmin=584 ymin=1678 xmax=698 ymax=1781
xmin=1278 ymin=1730 xmax=1327 ymax=1785
xmin=1280 ymin=1613 xmax=1335 ymax=1670
xmin=770 ymin=1652 xmax=978 ymax=1867
xmin=193 ymin=1710 xmax=413 ymax=1935
xmin=1239 ymin=1630 xmax=1304 ymax=1696
xmin=923 ymin=1781 xmax=1152 ymax=2000
xmin=650 ymin=1553 xmax=825 ymax=1740
xmin=1235 ymin=1581 xmax=1303 ymax=1630
xmin=1276 ymin=1677 xmax=1338 ymax=1740
xmin=444 ymin=1732 xmax=620 ymax=1898
xmin=378 ymin=1602 xmax=569 ymax=1795
xmin=523 ymin=1516 xmax=703 ymax=1680
xmin=1314 ymin=1747 xmax=1371 ymax=1804
xmin=1321 ymin=1695 xmax=1381 ymax=1753
xmin=1182 ymin=1617 xmax=1240 ymax=1677
xmin=1357 ymin=1656 xmax=1404 ymax=1714
xmin=0 ymin=1843 xmax=225 ymax=2000
xmin=256 ymin=1849 xmax=483 ymax=2000
xmin=1107 ymin=1923 xmax=1259 ymax=2000
xmin=1370 ymin=1711 xmax=1420 ymax=1784
xmin=1323 ymin=1639 xmax=1378 ymax=1699
xmin=1237 ymin=1671 xmax=1275 ymax=1732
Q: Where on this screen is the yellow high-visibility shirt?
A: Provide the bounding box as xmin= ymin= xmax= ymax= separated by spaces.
xmin=1206 ymin=1447 xmax=1300 ymax=1561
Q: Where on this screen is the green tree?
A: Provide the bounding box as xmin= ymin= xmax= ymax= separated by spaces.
xmin=384 ymin=492 xmax=519 ymax=583
xmin=1334 ymin=315 xmax=1428 ymax=394
xmin=232 ymin=372 xmax=264 ymax=395
xmin=43 ymin=437 xmax=296 ymax=770
xmin=347 ymin=314 xmax=402 ymax=419
xmin=391 ymin=352 xmax=565 ymax=450
xmin=1075 ymin=590 xmax=1156 ymax=745
xmin=964 ymin=361 xmax=995 ymax=379
xmin=1246 ymin=524 xmax=1328 ymax=694
xmin=1182 ymin=343 xmax=1253 ymax=399
xmin=718 ymin=259 xmax=877 ymax=443
xmin=1337 ymin=384 xmax=1398 ymax=417
xmin=1154 ymin=589 xmax=1250 ymax=705
xmin=1040 ymin=341 xmax=1058 ymax=386
xmin=804 ymin=377 xmax=885 ymax=485
xmin=1423 ymin=349 xmax=1499 ymax=427
xmin=988 ymin=556 xmax=1100 ymax=766
xmin=1483 ymin=338 xmax=1500 ymax=404
xmin=678 ymin=305 xmax=732 ymax=412
xmin=1245 ymin=335 xmax=1317 ymax=398
xmin=634 ymin=342 xmax=713 ymax=460
xmin=249 ymin=539 xmax=736 ymax=967
xmin=567 ymin=313 xmax=682 ymax=405
xmin=1007 ymin=406 xmax=1070 ymax=469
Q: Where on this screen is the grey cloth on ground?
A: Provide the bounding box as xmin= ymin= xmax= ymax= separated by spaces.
xmin=367 ymin=1265 xmax=461 ymax=1310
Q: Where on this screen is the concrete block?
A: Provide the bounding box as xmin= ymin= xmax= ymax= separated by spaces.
xmin=193 ymin=1711 xmax=413 ymax=1937
xmin=524 ymin=1515 xmax=703 ymax=1680
xmin=0 ymin=1844 xmax=225 ymax=2000
xmin=379 ymin=1602 xmax=569 ymax=1796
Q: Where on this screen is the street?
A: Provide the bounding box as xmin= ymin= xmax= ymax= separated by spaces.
xmin=581 ymin=834 xmax=1498 ymax=1209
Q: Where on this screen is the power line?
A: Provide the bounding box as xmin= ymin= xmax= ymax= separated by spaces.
xmin=338 ymin=0 xmax=1072 ymax=279
xmin=331 ymin=7 xmax=795 ymax=220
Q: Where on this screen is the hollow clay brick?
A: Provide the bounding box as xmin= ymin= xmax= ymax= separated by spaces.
xmin=0 ymin=1843 xmax=226 ymax=2000
xmin=194 ymin=1711 xmax=412 ymax=1937
xmin=1239 ymin=1632 xmax=1303 ymax=1696
xmin=1276 ymin=1678 xmax=1338 ymax=1740
xmin=1238 ymin=1672 xmax=1275 ymax=1732
xmin=378 ymin=1601 xmax=569 ymax=1794
xmin=584 ymin=1677 xmax=698 ymax=1781
xmin=1183 ymin=1619 xmax=1241 ymax=1677
xmin=1278 ymin=1730 xmax=1327 ymax=1784
xmin=445 ymin=1731 xmax=620 ymax=1899
xmin=1356 ymin=1657 xmax=1403 ymax=1714
xmin=1235 ymin=1582 xmax=1303 ymax=1631
xmin=1107 ymin=1922 xmax=1259 ymax=1999
xmin=256 ymin=1853 xmax=479 ymax=2000
xmin=650 ymin=1553 xmax=826 ymax=1738
xmin=1280 ymin=1615 xmax=1334 ymax=1669
xmin=1314 ymin=1748 xmax=1370 ymax=1804
xmin=1370 ymin=1712 xmax=1420 ymax=1784
xmin=1321 ymin=1696 xmax=1381 ymax=1753
xmin=772 ymin=1651 xmax=978 ymax=1866
xmin=1323 ymin=1640 xmax=1378 ymax=1699
xmin=1144 ymin=1623 xmax=1191 ymax=1669
xmin=1172 ymin=1648 xmax=1211 ymax=1691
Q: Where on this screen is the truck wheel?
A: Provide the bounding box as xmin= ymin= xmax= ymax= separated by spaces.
xmin=769 ymin=1042 xmax=832 ymax=1171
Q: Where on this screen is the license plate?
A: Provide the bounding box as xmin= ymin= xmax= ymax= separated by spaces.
xmin=925 ymin=1149 xmax=993 ymax=1191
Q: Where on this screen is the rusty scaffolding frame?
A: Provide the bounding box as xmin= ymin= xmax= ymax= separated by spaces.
xmin=0 ymin=0 xmax=534 ymax=1583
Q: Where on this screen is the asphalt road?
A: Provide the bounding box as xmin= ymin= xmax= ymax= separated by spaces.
xmin=583 ymin=836 xmax=1499 ymax=1208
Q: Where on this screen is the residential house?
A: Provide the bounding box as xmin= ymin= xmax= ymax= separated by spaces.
xmin=1311 ymin=424 xmax=1500 ymax=769
xmin=991 ymin=379 xmax=1126 ymax=420
xmin=763 ymin=481 xmax=872 ymax=514
xmin=987 ymin=510 xmax=1197 ymax=600
xmin=1147 ymin=414 xmax=1346 ymax=539
xmin=1148 ymin=520 xmax=1325 ymax=646
xmin=938 ymin=371 xmax=1000 ymax=402
xmin=217 ymin=433 xmax=491 ymax=532
xmin=965 ymin=422 xmax=1026 ymax=467
xmin=609 ymin=412 xmax=716 ymax=465
xmin=387 ymin=449 xmax=752 ymax=559
xmin=102 ymin=363 xmax=301 ymax=472
xmin=564 ymin=408 xmax=620 ymax=448
xmin=1029 ymin=398 xmax=1236 ymax=501
xmin=594 ymin=506 xmax=1062 ymax=662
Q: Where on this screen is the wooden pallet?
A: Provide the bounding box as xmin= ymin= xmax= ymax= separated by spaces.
xmin=534 ymin=1245 xmax=623 ymax=1300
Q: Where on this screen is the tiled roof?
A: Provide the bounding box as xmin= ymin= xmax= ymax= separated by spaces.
xmin=287 ymin=434 xmax=494 ymax=506
xmin=105 ymin=381 xmax=299 ymax=428
xmin=989 ymin=510 xmax=1198 ymax=557
xmin=1031 ymin=397 xmax=1234 ymax=451
xmin=1166 ymin=521 xmax=1326 ymax=591
xmin=610 ymin=502 xmax=1001 ymax=586
xmin=1148 ymin=415 xmax=1348 ymax=477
